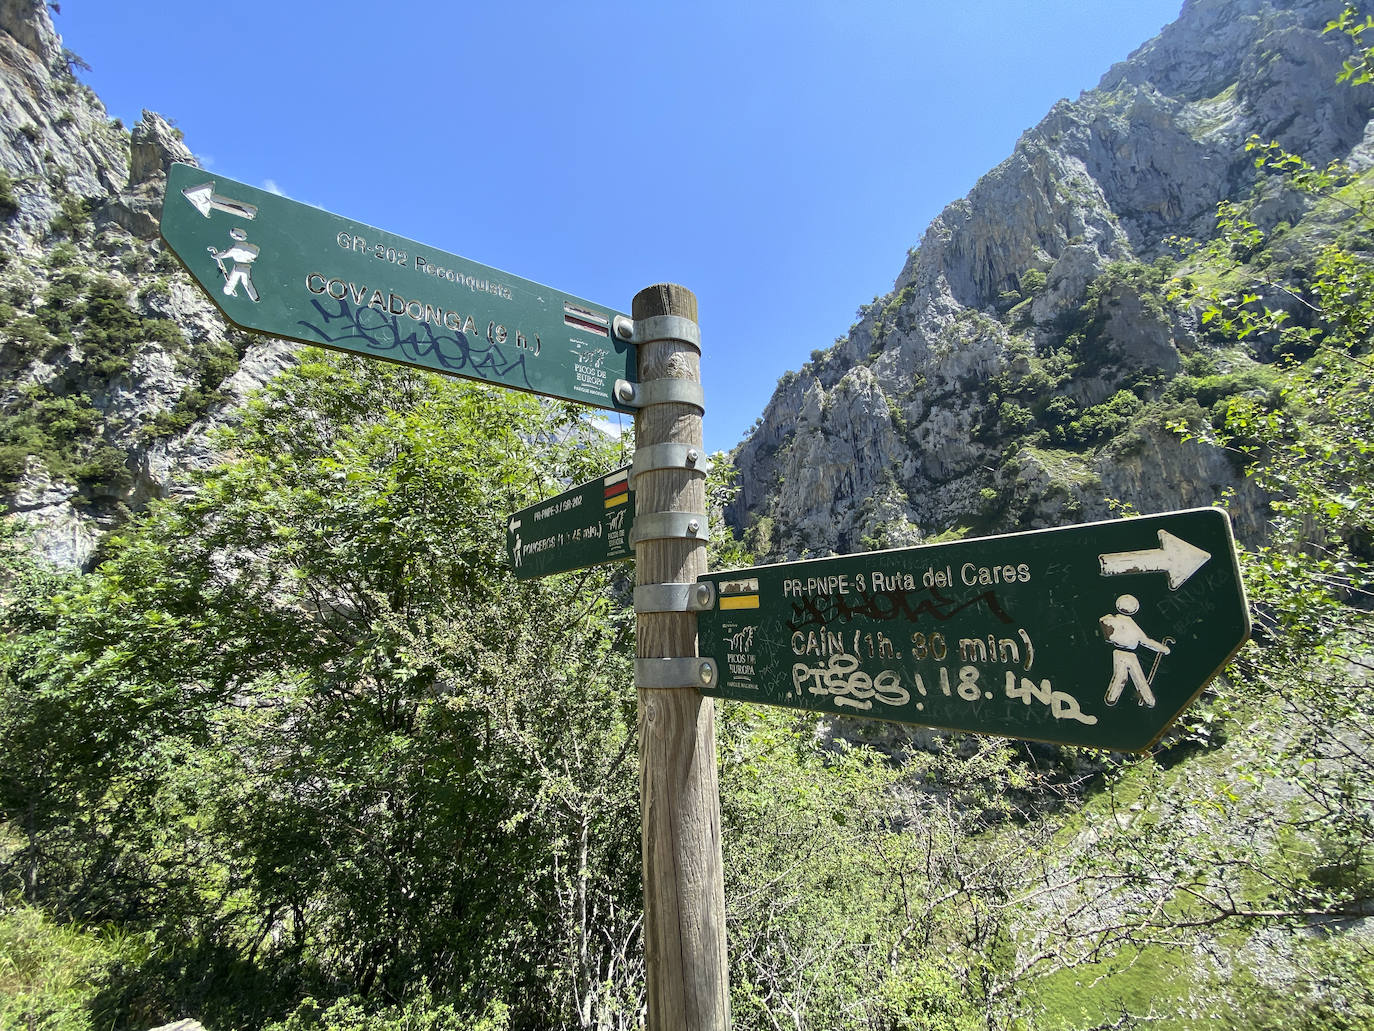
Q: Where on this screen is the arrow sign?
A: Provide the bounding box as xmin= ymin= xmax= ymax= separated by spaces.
xmin=1100 ymin=529 xmax=1211 ymax=589
xmin=160 ymin=162 xmax=636 ymax=411
xmin=181 ymin=182 xmax=258 ymax=221
xmin=507 ymin=466 xmax=635 ymax=579
xmin=696 ymin=508 xmax=1250 ymax=752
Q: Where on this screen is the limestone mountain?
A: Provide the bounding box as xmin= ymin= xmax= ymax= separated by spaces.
xmin=727 ymin=0 xmax=1374 ymax=560
xmin=0 ymin=0 xmax=292 ymax=568
xmin=1 ymin=0 xmax=1369 ymax=572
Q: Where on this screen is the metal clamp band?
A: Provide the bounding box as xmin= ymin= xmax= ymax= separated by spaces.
xmin=631 ymin=442 xmax=712 ymax=485
xmin=612 ymin=314 xmax=702 ymax=350
xmin=630 ymin=511 xmax=711 ymax=545
xmin=612 ymin=378 xmax=705 ymax=411
xmin=634 ymin=582 xmax=717 ymax=613
xmin=635 ymin=657 xmax=717 ymax=690
xmin=632 ymin=314 xmax=702 ymax=350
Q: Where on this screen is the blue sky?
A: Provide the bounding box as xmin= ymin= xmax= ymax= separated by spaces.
xmin=56 ymin=1 xmax=1184 ymax=453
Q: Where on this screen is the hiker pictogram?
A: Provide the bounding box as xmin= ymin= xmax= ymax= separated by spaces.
xmin=1100 ymin=594 xmax=1173 ymax=708
xmin=208 ymin=227 xmax=260 ymax=302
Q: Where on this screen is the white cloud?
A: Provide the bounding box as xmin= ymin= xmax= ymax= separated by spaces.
xmin=262 ymin=179 xmax=287 ymax=197
xmin=586 ymin=415 xmax=629 ymax=440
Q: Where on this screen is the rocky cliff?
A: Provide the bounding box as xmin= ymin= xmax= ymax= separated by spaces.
xmin=728 ymin=0 xmax=1374 ymax=559
xmin=0 ymin=0 xmax=292 ymax=568
xmin=1 ymin=0 xmax=1369 ymax=570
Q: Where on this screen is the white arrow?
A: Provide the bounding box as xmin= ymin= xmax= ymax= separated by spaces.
xmin=1099 ymin=530 xmax=1211 ymax=590
xmin=182 ymin=182 xmax=258 ymax=221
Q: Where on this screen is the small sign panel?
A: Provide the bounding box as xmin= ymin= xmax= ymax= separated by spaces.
xmin=697 ymin=508 xmax=1250 ymax=752
xmin=508 ymin=467 xmax=635 ymax=579
xmin=160 ymin=163 xmax=636 ymax=410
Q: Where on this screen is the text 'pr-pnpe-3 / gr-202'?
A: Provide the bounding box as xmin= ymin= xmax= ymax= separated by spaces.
xmin=507 ymin=466 xmax=635 ymax=580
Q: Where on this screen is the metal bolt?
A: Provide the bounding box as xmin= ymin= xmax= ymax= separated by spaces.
xmin=699 ymin=661 xmax=714 ymax=686
xmin=613 ymin=315 xmax=635 ymax=341
xmin=695 ymin=582 xmax=714 ymax=608
xmin=615 ymin=380 xmax=636 ymax=404
xmin=687 ymin=519 xmax=701 ymax=535
xmin=686 ymin=448 xmax=700 ymax=465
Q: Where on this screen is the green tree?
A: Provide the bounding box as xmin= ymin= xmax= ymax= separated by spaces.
xmin=1 ymin=353 xmax=645 ymax=1028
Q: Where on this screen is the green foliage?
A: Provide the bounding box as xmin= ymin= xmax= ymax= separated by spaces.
xmin=1056 ymin=260 xmax=1173 ymax=351
xmin=0 ymin=170 xmax=19 ymax=221
xmin=1211 ymin=935 xmax=1374 ymax=1031
xmin=144 ymin=336 xmax=244 ymax=440
xmin=0 ymin=385 xmax=104 ymax=486
xmin=1054 ymin=388 xmax=1142 ymax=447
xmin=45 ymin=242 xmax=77 ymax=268
xmin=0 ymin=905 xmax=137 ymax=1031
xmin=2 ymin=311 xmax=63 ymax=362
xmin=1164 ymin=360 xmax=1283 ymax=412
xmin=1019 ymin=267 xmax=1047 ymax=296
xmin=1030 ymin=944 xmax=1195 ymax=1030
xmin=49 ymin=193 xmax=90 ymax=238
xmin=0 ymin=271 xmax=213 ymax=493
xmin=980 ymin=339 xmax=1080 ymax=447
xmin=706 ymin=450 xmax=754 ymax=570
xmin=997 ymin=399 xmax=1035 ymax=434
xmin=70 ymin=444 xmax=131 ymax=490
xmin=719 ymin=707 xmax=1011 ymax=1030
xmin=742 ymin=513 xmax=777 ymax=562
xmin=1 ymin=355 xmax=645 ymax=1028
xmin=1330 ymin=4 xmax=1374 ymax=85
xmin=263 ymin=990 xmax=510 ymax=1031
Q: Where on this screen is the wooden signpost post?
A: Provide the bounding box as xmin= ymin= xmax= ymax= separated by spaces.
xmin=627 ymin=285 xmax=729 ymax=1028
xmin=164 ymin=163 xmax=1252 ymax=1031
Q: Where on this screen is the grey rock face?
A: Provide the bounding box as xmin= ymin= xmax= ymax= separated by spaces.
xmin=108 ymin=111 xmax=196 ymax=239
xmin=0 ymin=4 xmax=298 ymax=569
xmin=0 ymin=4 xmax=127 ymax=237
xmin=728 ymin=0 xmax=1372 ymax=559
xmin=0 ymin=0 xmax=60 ymax=69
xmin=8 ymin=456 xmax=99 ymax=568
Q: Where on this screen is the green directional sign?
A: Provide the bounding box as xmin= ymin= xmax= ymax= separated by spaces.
xmin=508 ymin=466 xmax=634 ymax=579
xmin=697 ymin=508 xmax=1250 ymax=752
xmin=160 ymin=162 xmax=636 ymax=410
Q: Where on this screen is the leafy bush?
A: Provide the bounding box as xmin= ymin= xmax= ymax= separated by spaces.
xmin=72 ymin=445 xmax=131 ymax=490
xmin=3 ymin=313 xmax=63 ymax=362
xmin=998 ymin=399 xmax=1035 ymax=433
xmin=1056 ymin=388 xmax=1143 ymax=446
xmin=263 ymin=992 xmax=509 ymax=1031
xmin=49 ymin=194 xmax=90 ymax=238
xmin=1 ymin=357 xmax=643 ymax=1026
xmin=0 ymin=170 xmax=19 ymax=220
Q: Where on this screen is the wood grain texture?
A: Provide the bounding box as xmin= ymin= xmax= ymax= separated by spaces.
xmin=633 ymin=283 xmax=731 ymax=1031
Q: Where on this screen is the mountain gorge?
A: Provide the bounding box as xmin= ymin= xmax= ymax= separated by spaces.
xmin=0 ymin=0 xmax=1368 ymax=569
xmin=728 ymin=0 xmax=1373 ymax=558
xmin=1 ymin=1 xmax=1373 ymax=1029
